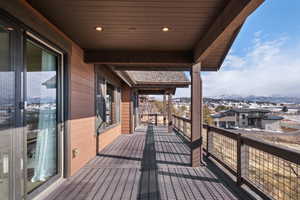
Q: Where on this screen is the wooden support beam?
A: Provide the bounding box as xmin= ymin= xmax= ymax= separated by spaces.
xmin=84 ymin=50 xmax=193 ymax=70
xmin=133 ymin=83 xmax=189 ymax=88
xmin=190 ymin=63 xmax=203 ymax=167
xmin=133 ymin=90 xmax=139 ymax=130
xmin=194 ymin=0 xmax=264 ymax=63
xmin=113 ymin=65 xmax=191 ymax=71
xmin=168 ymin=93 xmax=172 ymax=133
xmin=136 ymin=93 xmax=140 ymax=128
xmin=137 ymin=88 xmax=176 ymax=95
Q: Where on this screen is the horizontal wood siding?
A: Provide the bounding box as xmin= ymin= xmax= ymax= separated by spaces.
xmin=121 ymin=86 xmax=132 ymax=134
xmin=1 ymin=1 xmax=132 ymax=178
xmin=98 ymin=124 xmax=122 ymax=151
xmin=69 ymin=44 xmax=96 ymax=176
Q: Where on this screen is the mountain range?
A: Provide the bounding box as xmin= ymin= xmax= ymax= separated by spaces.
xmin=207 ymin=95 xmax=300 ymax=104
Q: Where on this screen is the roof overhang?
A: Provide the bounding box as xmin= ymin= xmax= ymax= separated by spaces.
xmin=27 ymin=0 xmax=264 ymax=72
xmin=137 ymin=88 xmax=176 ymax=95
xmin=108 ymin=66 xmax=190 ymax=95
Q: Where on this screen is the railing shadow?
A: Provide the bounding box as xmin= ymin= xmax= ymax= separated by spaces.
xmin=137 ymin=124 xmax=161 ymax=199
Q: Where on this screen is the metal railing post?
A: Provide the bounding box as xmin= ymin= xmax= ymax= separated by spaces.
xmin=207 ymin=126 xmax=213 ymax=157
xmin=183 ymin=120 xmax=187 ymax=135
xmin=241 ymin=140 xmax=249 ymax=183
xmin=173 ymin=116 xmax=176 ymax=129
xmin=237 ymin=133 xmax=242 ymax=185
xmin=206 ymin=126 xmax=210 ymax=156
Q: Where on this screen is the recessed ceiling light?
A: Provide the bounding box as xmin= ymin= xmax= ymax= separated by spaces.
xmin=95 ymin=26 xmax=103 ymax=32
xmin=162 ymin=27 xmax=169 ymax=32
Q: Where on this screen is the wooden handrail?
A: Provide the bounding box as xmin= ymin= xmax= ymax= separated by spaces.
xmin=172 ymin=115 xmax=300 ymax=200
xmin=175 ymin=114 xmax=300 ymax=165
xmin=172 ymin=114 xmax=191 ymax=122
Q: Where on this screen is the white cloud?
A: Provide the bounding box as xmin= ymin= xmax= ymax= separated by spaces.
xmin=202 ymin=34 xmax=300 ymax=97
xmin=174 ymin=33 xmax=300 ymax=98
xmin=222 ymin=54 xmax=246 ymax=69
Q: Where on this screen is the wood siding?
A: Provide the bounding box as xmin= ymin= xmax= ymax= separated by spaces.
xmin=69 ymin=44 xmax=96 ymax=175
xmin=98 ymin=124 xmax=121 ymax=151
xmin=121 ymin=85 xmax=133 ymax=134
xmin=0 ymin=1 xmax=125 ymax=177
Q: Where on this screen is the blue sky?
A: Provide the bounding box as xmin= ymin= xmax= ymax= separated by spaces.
xmin=232 ymin=0 xmax=300 ymax=55
xmin=176 ymin=0 xmax=300 ymax=98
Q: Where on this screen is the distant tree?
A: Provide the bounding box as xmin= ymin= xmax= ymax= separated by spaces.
xmin=152 ymin=100 xmax=164 ymax=114
xmin=203 ymin=105 xmax=213 ymax=125
xmin=215 ymin=105 xmax=229 ymax=112
xmin=171 ymin=104 xmax=180 ymax=116
xmin=282 ymin=106 xmax=288 ymax=112
xmin=179 ymin=105 xmax=187 ymax=115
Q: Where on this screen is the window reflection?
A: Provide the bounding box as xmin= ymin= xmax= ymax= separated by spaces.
xmin=95 ymin=72 xmax=120 ymax=133
xmin=0 ymin=25 xmax=14 ymax=200
xmin=26 ymin=41 xmax=58 ymax=193
xmin=106 ymin=83 xmax=115 ymax=125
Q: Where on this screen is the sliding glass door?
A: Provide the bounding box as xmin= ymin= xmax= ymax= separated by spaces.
xmin=0 ymin=22 xmax=14 ymax=200
xmin=25 ymin=39 xmax=59 ymax=194
xmin=0 ymin=15 xmax=63 ymax=199
xmin=0 ymin=17 xmax=25 ymax=200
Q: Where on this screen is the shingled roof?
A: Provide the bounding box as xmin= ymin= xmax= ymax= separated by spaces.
xmin=126 ymin=71 xmax=190 ymax=85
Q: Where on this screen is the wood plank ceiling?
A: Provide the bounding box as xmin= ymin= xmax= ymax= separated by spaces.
xmin=27 ymin=0 xmax=264 ymax=71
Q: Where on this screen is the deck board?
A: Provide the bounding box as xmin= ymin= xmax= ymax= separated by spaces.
xmin=45 ymin=125 xmax=253 ymax=200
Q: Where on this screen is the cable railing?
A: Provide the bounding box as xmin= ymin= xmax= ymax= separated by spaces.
xmin=139 ymin=113 xmax=166 ymax=126
xmin=172 ymin=115 xmax=300 ymax=200
xmin=172 ymin=115 xmax=191 ymax=139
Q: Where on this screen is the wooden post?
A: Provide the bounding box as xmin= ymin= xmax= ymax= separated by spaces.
xmin=132 ymin=89 xmax=138 ymax=131
xmin=182 ymin=121 xmax=187 ymax=135
xmin=168 ymin=93 xmax=172 ymax=132
xmin=163 ymin=93 xmax=167 ymax=126
xmin=190 ymin=63 xmax=203 ymax=167
xmin=206 ymin=126 xmax=211 ymax=156
xmin=136 ymin=94 xmax=139 ymax=127
xmin=133 ymin=91 xmax=137 ymax=130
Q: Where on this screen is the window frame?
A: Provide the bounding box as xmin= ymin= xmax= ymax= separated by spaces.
xmin=24 ymin=32 xmax=64 ymax=200
xmin=0 ymin=7 xmax=69 ymax=200
xmin=95 ymin=69 xmax=121 ymax=135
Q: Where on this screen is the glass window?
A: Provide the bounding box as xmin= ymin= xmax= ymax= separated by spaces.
xmin=25 ymin=40 xmax=58 ymax=193
xmin=95 ymin=72 xmax=120 ymax=133
xmin=106 ymin=83 xmax=115 ymax=125
xmin=0 ymin=25 xmax=14 ymax=200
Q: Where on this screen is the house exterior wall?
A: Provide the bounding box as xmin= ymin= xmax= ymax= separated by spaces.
xmin=69 ymin=44 xmax=96 ymax=175
xmin=121 ymin=85 xmax=133 ymax=134
xmin=98 ymin=125 xmax=122 ymax=150
xmin=213 ymin=116 xmax=236 ymax=128
xmin=262 ymin=120 xmax=281 ymax=131
xmin=0 ymin=1 xmax=127 ymax=179
xmin=94 ymin=65 xmax=124 ymax=151
xmin=237 ymin=113 xmax=249 ymax=127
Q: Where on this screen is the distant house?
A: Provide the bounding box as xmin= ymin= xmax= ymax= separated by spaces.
xmin=211 ymin=108 xmax=284 ymax=131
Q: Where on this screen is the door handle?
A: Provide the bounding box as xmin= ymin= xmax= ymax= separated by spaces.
xmin=19 ymin=101 xmax=27 ymax=110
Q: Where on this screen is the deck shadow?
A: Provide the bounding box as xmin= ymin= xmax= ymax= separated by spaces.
xmin=137 ymin=124 xmax=161 ymax=199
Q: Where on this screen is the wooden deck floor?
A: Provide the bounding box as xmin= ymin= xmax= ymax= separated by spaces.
xmin=45 ymin=125 xmax=253 ymax=200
